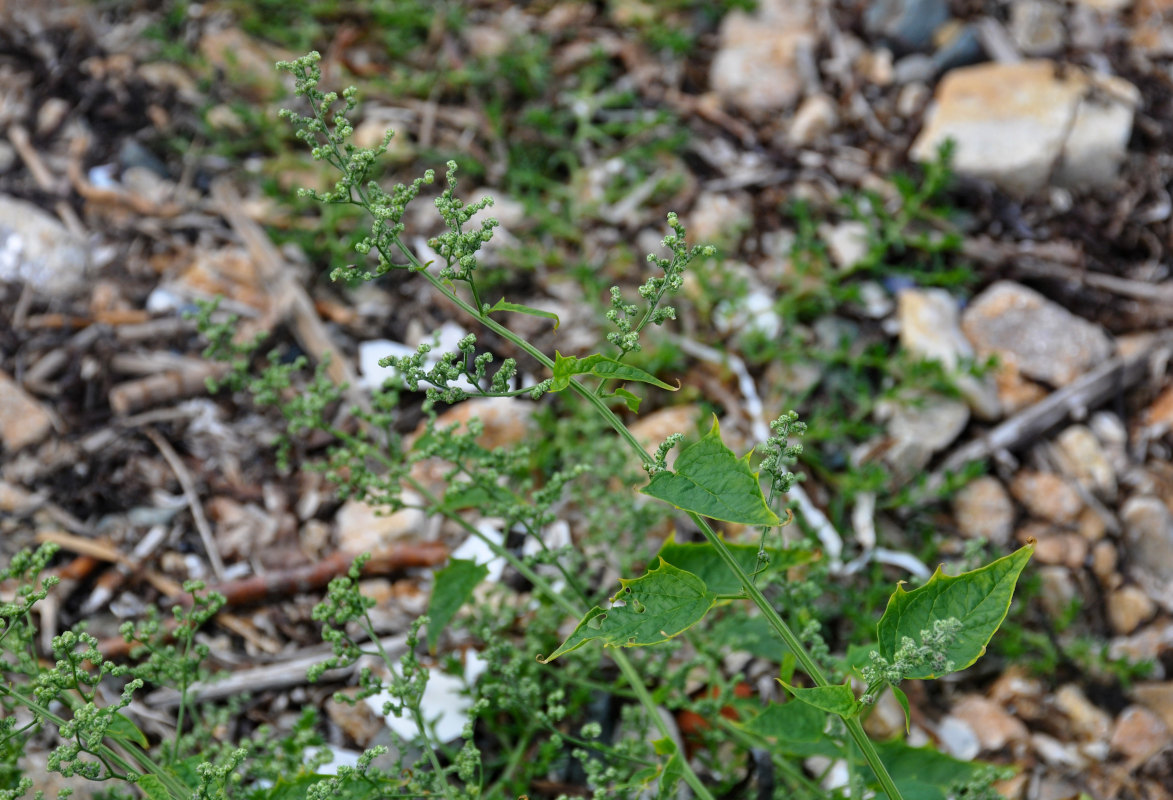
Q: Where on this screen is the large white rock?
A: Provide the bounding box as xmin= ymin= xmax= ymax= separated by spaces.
xmin=911 ymin=61 xmax=1139 ymax=194
xmin=710 ymin=0 xmax=816 ymax=116
xmin=0 ymin=195 xmax=89 ymax=296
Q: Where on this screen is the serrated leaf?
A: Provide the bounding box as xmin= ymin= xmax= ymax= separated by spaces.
xmin=642 ymin=417 xmax=781 ymax=526
xmin=550 ymin=352 xmax=678 ymax=392
xmin=657 ymin=532 xmax=814 ymax=596
xmin=608 ymin=387 xmax=642 ymax=413
xmin=538 ymin=559 xmax=716 ymax=663
xmin=779 ymin=680 xmax=860 ymax=718
xmin=876 ymin=544 xmax=1033 ymax=679
xmin=486 ymin=298 xmax=560 ymax=330
xmin=739 ymin=700 xmax=837 ymax=757
xmin=427 ymin=559 xmax=489 ymax=653
xmin=136 ymin=775 xmax=170 ymax=800
xmin=108 ymin=712 xmax=149 ymax=748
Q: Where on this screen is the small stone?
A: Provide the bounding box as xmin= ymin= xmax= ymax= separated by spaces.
xmin=1037 ymin=565 xmax=1078 ymax=621
xmin=863 ymin=0 xmax=951 ymax=53
xmin=1142 ymin=383 xmax=1173 ymax=439
xmin=1053 ymin=424 xmax=1117 ymax=499
xmin=1110 ymin=623 xmax=1173 ymax=679
xmin=1009 ymin=470 xmax=1083 ymax=524
xmin=326 ymin=688 xmax=389 ymax=747
xmin=1090 ymin=540 xmax=1118 ymax=585
xmin=1110 ymin=706 xmax=1170 ymax=767
xmin=335 ymin=494 xmax=428 ymax=555
xmin=1025 ymin=528 xmax=1088 ymax=569
xmin=1132 ymin=0 xmax=1173 ymax=55
xmin=1132 ymin=682 xmax=1173 ymax=732
xmin=952 ymin=477 xmax=1014 ymax=545
xmin=1056 ymin=684 xmax=1112 ymax=743
xmin=863 ymin=686 xmax=908 ymax=740
xmin=1010 ymin=0 xmax=1066 ymax=56
xmin=0 ymin=371 xmax=53 ymax=453
xmin=819 ymin=221 xmax=870 ymax=270
xmin=937 ymin=714 xmax=981 ymax=761
xmin=951 ymin=695 xmax=1030 ymax=751
xmin=993 ymin=360 xmax=1049 ymax=413
xmin=35 ymin=97 xmax=70 ymax=136
xmin=930 ymin=23 xmax=984 ymax=74
xmin=1107 ymin=585 xmax=1157 ymax=635
xmin=962 ymin=282 xmax=1114 ymax=388
xmin=422 ymin=396 xmax=534 ymax=452
xmin=629 ymin=405 xmax=702 ymax=466
xmin=893 ymin=53 xmax=935 ymax=84
xmin=1121 ymin=495 xmax=1173 ymax=585
xmin=688 ymin=191 xmax=753 ymax=248
xmin=788 ymin=93 xmax=838 ymax=146
xmin=990 ymin=667 xmax=1047 ymax=722
xmin=898 ymin=288 xmax=1000 ymax=419
xmin=1077 ymin=507 xmax=1108 ymax=543
xmin=0 ymin=194 xmax=90 ymax=296
xmin=1031 ymin=732 xmax=1086 ymax=768
xmin=711 ymin=1 xmax=816 ymax=116
xmin=876 ymin=393 xmax=970 ymax=480
xmin=911 ymin=61 xmax=1139 ymax=194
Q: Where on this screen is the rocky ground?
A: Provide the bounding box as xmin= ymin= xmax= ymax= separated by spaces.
xmin=2 ymin=1 xmax=1173 ymax=798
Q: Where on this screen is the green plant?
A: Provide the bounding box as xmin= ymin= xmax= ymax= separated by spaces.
xmin=0 ymin=51 xmax=1033 ymax=800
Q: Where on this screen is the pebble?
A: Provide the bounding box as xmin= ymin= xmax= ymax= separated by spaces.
xmin=688 ymin=191 xmax=753 ymax=248
xmin=1110 ymin=705 xmax=1169 ymax=767
xmin=1131 ymin=681 xmax=1173 ymax=732
xmin=937 ymin=714 xmax=981 ymax=761
xmin=930 ymin=23 xmax=984 ymax=74
xmin=863 ymin=686 xmax=908 ymax=740
xmin=819 ymin=221 xmax=870 ymax=270
xmin=989 ymin=667 xmax=1047 ymax=722
xmin=1055 ymin=684 xmax=1112 ymax=743
xmin=1090 ymin=540 xmax=1119 ymax=586
xmin=1053 ymin=425 xmax=1118 ymax=499
xmin=875 ymin=392 xmax=970 ymax=480
xmin=961 ymin=281 xmax=1114 ymax=388
xmin=629 ymin=405 xmax=702 ymax=463
xmin=911 ymin=61 xmax=1139 ymax=194
xmin=1107 ymin=585 xmax=1157 ymax=635
xmin=1009 ymin=470 xmax=1083 ymax=524
xmin=0 ymin=194 xmax=90 ymax=296
xmin=335 ymin=498 xmax=430 ymax=555
xmin=952 ymin=476 xmax=1014 ymax=545
xmin=950 ymin=695 xmax=1030 ymax=751
xmin=897 ymin=288 xmax=1000 ymax=419
xmin=710 ymin=0 xmax=815 ymax=115
xmin=1132 ymin=0 xmax=1173 ymax=54
xmin=1010 ymin=0 xmax=1066 ymax=56
xmin=992 ymin=361 xmax=1049 ymax=413
xmin=863 ymin=0 xmax=951 ymax=53
xmin=1037 ymin=565 xmax=1078 ymax=621
xmin=1024 ymin=527 xmax=1088 ymax=569
xmin=1110 ymin=623 xmax=1173 ymax=680
xmin=1121 ymin=495 xmax=1173 ymax=584
xmin=1030 ymin=732 xmax=1086 ymax=768
xmin=0 ymin=370 xmax=53 ymax=453
xmin=787 ymin=93 xmax=838 ymax=147
xmin=893 ymin=53 xmax=936 ymax=84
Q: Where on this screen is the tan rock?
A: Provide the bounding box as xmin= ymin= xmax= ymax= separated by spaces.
xmin=1053 ymin=424 xmax=1117 ymax=499
xmin=788 ymin=93 xmax=838 ymax=147
xmin=1037 ymin=565 xmax=1078 ymax=621
xmin=1077 ymin=507 xmax=1108 ymax=543
xmin=710 ymin=0 xmax=816 ymax=116
xmin=1090 ymin=540 xmax=1118 ymax=585
xmin=1107 ymin=585 xmax=1157 ymax=635
xmin=1055 ymin=684 xmax=1112 ymax=743
xmin=989 ymin=667 xmax=1047 ymax=723
xmin=863 ymin=686 xmax=908 ymax=740
xmin=911 ymin=61 xmax=1139 ymax=194
xmin=629 ymin=405 xmax=702 ymax=461
xmin=1132 ymin=681 xmax=1173 ymax=731
xmin=1009 ymin=471 xmax=1083 ymax=524
xmin=1023 ymin=527 xmax=1088 ymax=569
xmin=1121 ymin=495 xmax=1173 ymax=585
xmin=962 ymin=282 xmax=1114 ymax=389
xmin=951 ymin=695 xmax=1030 ymax=751
xmin=993 ymin=360 xmax=1048 ymax=413
xmin=335 ymin=493 xmax=429 ymax=554
xmin=0 ymin=370 xmax=53 ymax=452
xmin=1110 ymin=705 xmax=1169 ymax=767
xmin=420 ymin=396 xmax=534 ymax=452
xmin=952 ymin=476 xmax=1014 ymax=545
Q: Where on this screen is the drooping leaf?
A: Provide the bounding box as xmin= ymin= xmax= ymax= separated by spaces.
xmin=890 ymin=685 xmax=911 ymax=735
xmin=108 ymin=712 xmax=149 ymax=748
xmin=739 ymin=700 xmax=837 ymax=757
xmin=876 ymin=544 xmax=1033 ymax=679
xmin=486 ymin=298 xmax=560 ymax=330
xmin=136 ymin=775 xmax=171 ymax=800
xmin=550 ymin=352 xmax=678 ymax=392
xmin=538 ymin=559 xmax=716 ymax=663
xmin=608 ymin=387 xmax=642 ymax=413
xmin=427 ymin=558 xmax=489 ymax=652
xmin=657 ymin=532 xmax=814 ymax=596
xmin=779 ymin=680 xmax=860 ymax=718
xmin=642 ymin=417 xmax=781 ymax=526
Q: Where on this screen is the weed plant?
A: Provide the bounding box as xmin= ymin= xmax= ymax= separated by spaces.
xmin=0 ymin=53 xmax=1035 ymax=800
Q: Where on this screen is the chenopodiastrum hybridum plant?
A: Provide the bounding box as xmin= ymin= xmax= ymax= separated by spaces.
xmin=0 ymin=50 xmax=1032 ymax=800
xmin=266 ymin=52 xmax=1033 ymax=799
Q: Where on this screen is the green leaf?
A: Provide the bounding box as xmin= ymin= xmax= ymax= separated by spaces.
xmin=108 ymin=712 xmax=149 ymax=748
xmin=426 ymin=559 xmax=490 ymax=653
xmin=608 ymin=387 xmax=642 ymax=413
xmin=550 ymin=351 xmax=678 ymax=392
xmin=890 ymin=685 xmax=911 ymax=735
xmin=486 ymin=298 xmax=560 ymax=330
xmin=873 ymin=739 xmax=989 ymax=799
xmin=538 ymin=559 xmax=716 ymax=663
xmin=642 ymin=417 xmax=781 ymax=526
xmin=657 ymin=532 xmax=814 ymax=596
xmin=707 ymin=613 xmax=792 ymax=662
xmin=739 ymin=700 xmax=837 ymax=757
xmin=651 ymin=738 xmax=684 ymax=800
xmin=136 ymin=775 xmax=171 ymax=800
xmin=876 ymin=544 xmax=1033 ymax=679
xmin=779 ymin=680 xmax=860 ymax=718
xmin=259 ymin=774 xmax=374 ymax=800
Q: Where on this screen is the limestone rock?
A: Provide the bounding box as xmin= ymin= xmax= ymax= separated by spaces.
xmin=952 ymin=476 xmax=1014 ymax=545
xmin=710 ymin=0 xmax=815 ymax=116
xmin=898 ymin=288 xmax=1000 ymax=419
xmin=0 ymin=370 xmax=53 ymax=452
xmin=951 ymin=695 xmax=1030 ymax=752
xmin=1131 ymin=682 xmax=1173 ymax=732
xmin=875 ymin=393 xmax=969 ymax=480
xmin=961 ymin=281 xmax=1113 ymax=388
xmin=1121 ymin=495 xmax=1173 ymax=597
xmin=1009 ymin=470 xmax=1084 ymax=524
xmin=1053 ymin=425 xmax=1118 ymax=500
xmin=0 ymin=195 xmax=89 ymax=296
xmin=1110 ymin=706 xmax=1170 ymax=767
xmin=911 ymin=61 xmax=1139 ymax=194
xmin=1107 ymin=585 xmax=1157 ymax=635
xmin=788 ymin=93 xmax=838 ymax=147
